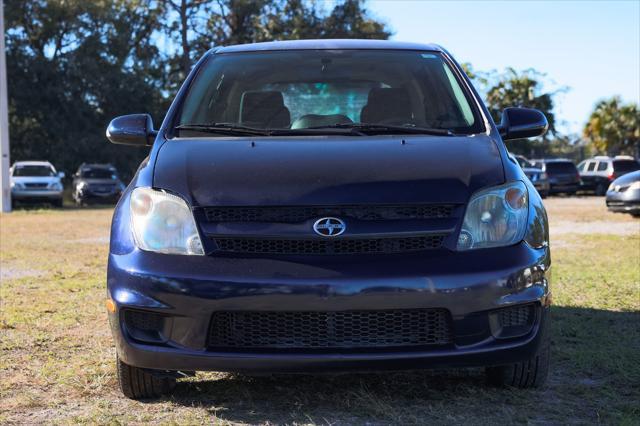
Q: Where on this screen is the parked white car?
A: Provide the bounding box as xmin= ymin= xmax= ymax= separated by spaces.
xmin=10 ymin=161 xmax=65 ymax=207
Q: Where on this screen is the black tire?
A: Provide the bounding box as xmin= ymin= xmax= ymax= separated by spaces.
xmin=116 ymin=355 xmax=176 ymax=399
xmin=485 ymin=316 xmax=551 ymax=389
xmin=53 ymin=198 xmax=63 ymax=208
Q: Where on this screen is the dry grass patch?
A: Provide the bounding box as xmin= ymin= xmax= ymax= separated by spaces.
xmin=1 ymin=198 xmax=639 ymax=424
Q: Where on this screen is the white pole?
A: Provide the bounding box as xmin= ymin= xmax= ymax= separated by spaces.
xmin=0 ymin=0 xmax=11 ymax=212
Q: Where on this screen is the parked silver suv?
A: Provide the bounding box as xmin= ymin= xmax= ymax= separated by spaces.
xmin=10 ymin=161 xmax=65 ymax=207
xmin=578 ymin=156 xmax=639 ymax=195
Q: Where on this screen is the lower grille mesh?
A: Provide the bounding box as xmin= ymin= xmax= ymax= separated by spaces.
xmin=123 ymin=310 xmax=164 ymax=331
xmin=208 ymin=309 xmax=452 ymax=350
xmin=212 ymin=235 xmax=444 ymax=255
xmin=498 ymin=304 xmax=534 ymax=328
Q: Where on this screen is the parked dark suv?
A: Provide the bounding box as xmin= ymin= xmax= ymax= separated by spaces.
xmin=105 ymin=40 xmax=552 ymax=399
xmin=531 ymin=159 xmax=580 ymax=195
xmin=511 ymin=154 xmax=550 ymax=198
xmin=72 ymin=163 xmax=125 ymax=205
xmin=578 ymin=156 xmax=640 ymax=195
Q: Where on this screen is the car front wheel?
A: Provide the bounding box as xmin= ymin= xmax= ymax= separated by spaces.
xmin=116 ymin=355 xmax=176 ymax=399
xmin=485 ymin=317 xmax=551 ymax=389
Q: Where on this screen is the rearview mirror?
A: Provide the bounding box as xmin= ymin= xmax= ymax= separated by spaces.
xmin=57 ymin=171 xmax=65 ymax=179
xmin=106 ymin=114 xmax=157 ymax=146
xmin=497 ymin=108 xmax=548 ymax=141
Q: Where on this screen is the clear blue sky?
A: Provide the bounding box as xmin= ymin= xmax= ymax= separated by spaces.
xmin=366 ymin=0 xmax=640 ymax=135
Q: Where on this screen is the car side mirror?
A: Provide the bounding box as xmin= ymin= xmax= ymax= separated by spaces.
xmin=106 ymin=113 xmax=157 ymax=146
xmin=497 ymin=107 xmax=548 ymax=141
xmin=57 ymin=171 xmax=65 ymax=179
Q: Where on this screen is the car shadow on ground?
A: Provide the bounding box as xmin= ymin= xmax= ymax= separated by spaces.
xmin=140 ymin=306 xmax=639 ymax=424
xmin=170 ymin=369 xmax=490 ymax=424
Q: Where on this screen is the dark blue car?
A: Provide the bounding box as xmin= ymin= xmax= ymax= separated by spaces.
xmin=105 ymin=40 xmax=551 ymax=399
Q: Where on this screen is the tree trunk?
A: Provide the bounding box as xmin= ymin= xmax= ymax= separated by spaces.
xmin=180 ymin=0 xmax=190 ymax=76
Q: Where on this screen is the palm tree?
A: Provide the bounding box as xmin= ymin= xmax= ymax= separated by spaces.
xmin=583 ymin=97 xmax=640 ymax=157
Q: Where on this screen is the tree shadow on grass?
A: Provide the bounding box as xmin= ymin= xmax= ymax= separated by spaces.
xmin=149 ymin=306 xmax=639 ymax=424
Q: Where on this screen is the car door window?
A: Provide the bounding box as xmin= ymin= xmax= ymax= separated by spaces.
xmin=596 ymin=162 xmax=608 ymax=171
xmin=586 ymin=162 xmax=597 ymax=172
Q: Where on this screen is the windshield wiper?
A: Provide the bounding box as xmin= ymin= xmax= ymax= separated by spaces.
xmin=175 ymin=123 xmax=272 ymax=136
xmin=176 ymin=122 xmax=454 ymax=137
xmin=306 ymin=123 xmax=454 ymax=136
xmin=175 ymin=123 xmax=367 ymax=137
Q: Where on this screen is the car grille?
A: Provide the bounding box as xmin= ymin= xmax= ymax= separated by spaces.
xmin=203 ymin=204 xmax=455 ymax=223
xmin=89 ymin=184 xmax=116 ymax=193
xmin=208 ymin=309 xmax=453 ymax=350
xmin=123 ymin=310 xmax=164 ymax=331
xmin=212 ymin=235 xmax=445 ymax=255
xmin=498 ymin=304 xmax=534 ymax=328
xmin=24 ymin=183 xmax=48 ymax=189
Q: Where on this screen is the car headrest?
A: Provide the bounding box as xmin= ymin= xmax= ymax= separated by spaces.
xmin=240 ymin=91 xmax=290 ymax=128
xmin=291 ymin=114 xmax=353 ymax=129
xmin=360 ymin=88 xmax=412 ymax=124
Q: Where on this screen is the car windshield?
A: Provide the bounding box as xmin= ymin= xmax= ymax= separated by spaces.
xmin=613 ymin=160 xmax=640 ymax=173
xmin=545 ymin=162 xmax=577 ymax=174
xmin=177 ymin=50 xmax=482 ymax=135
xmin=515 ymin=156 xmax=536 ymax=169
xmin=12 ymin=165 xmax=55 ymax=177
xmin=80 ymin=168 xmax=117 ymax=179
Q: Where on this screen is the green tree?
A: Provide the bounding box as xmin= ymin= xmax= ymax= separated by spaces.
xmin=5 ymin=0 xmax=390 ymax=179
xmin=583 ymin=97 xmax=640 ymax=156
xmin=470 ymin=67 xmax=564 ymax=157
xmin=5 ymin=0 xmax=166 ymax=178
xmin=163 ymin=0 xmax=391 ymax=87
xmin=485 ymin=68 xmax=559 ymax=136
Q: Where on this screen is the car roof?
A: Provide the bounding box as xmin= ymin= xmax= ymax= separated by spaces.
xmin=534 ymin=158 xmax=574 ymax=163
xmin=12 ymin=161 xmax=54 ymax=167
xmin=214 ymin=39 xmax=444 ymax=54
xmin=79 ymin=163 xmax=115 ymax=169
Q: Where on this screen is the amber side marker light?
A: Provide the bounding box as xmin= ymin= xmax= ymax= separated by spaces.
xmin=106 ymin=299 xmax=116 ymax=313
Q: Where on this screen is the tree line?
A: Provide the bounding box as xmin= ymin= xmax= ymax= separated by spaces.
xmin=5 ymin=0 xmax=638 ymax=179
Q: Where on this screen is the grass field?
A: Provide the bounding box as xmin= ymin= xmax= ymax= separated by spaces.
xmin=1 ymin=197 xmax=639 ymax=425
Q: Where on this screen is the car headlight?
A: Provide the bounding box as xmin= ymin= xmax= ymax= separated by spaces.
xmin=540 ymin=172 xmax=548 ymax=180
xmin=130 ymin=187 xmax=204 ymax=255
xmin=11 ymin=181 xmax=23 ymax=190
xmin=457 ymin=181 xmax=529 ymax=251
xmin=48 ymin=182 xmax=63 ymax=191
xmin=608 ymin=182 xmax=615 ymax=191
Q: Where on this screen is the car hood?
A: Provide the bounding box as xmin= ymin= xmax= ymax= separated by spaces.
xmin=11 ymin=176 xmax=60 ymax=184
xmin=153 ymin=135 xmax=505 ymax=206
xmin=613 ymin=170 xmax=640 ymax=186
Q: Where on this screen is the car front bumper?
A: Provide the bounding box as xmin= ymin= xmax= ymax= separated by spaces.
xmin=77 ymin=190 xmax=122 ymax=202
xmin=606 ymin=188 xmax=640 ymax=214
xmin=549 ymin=182 xmax=579 ymax=194
xmin=532 ymin=181 xmax=550 ymax=194
xmin=108 ymin=242 xmax=551 ymax=373
xmin=11 ymin=189 xmax=63 ymax=201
